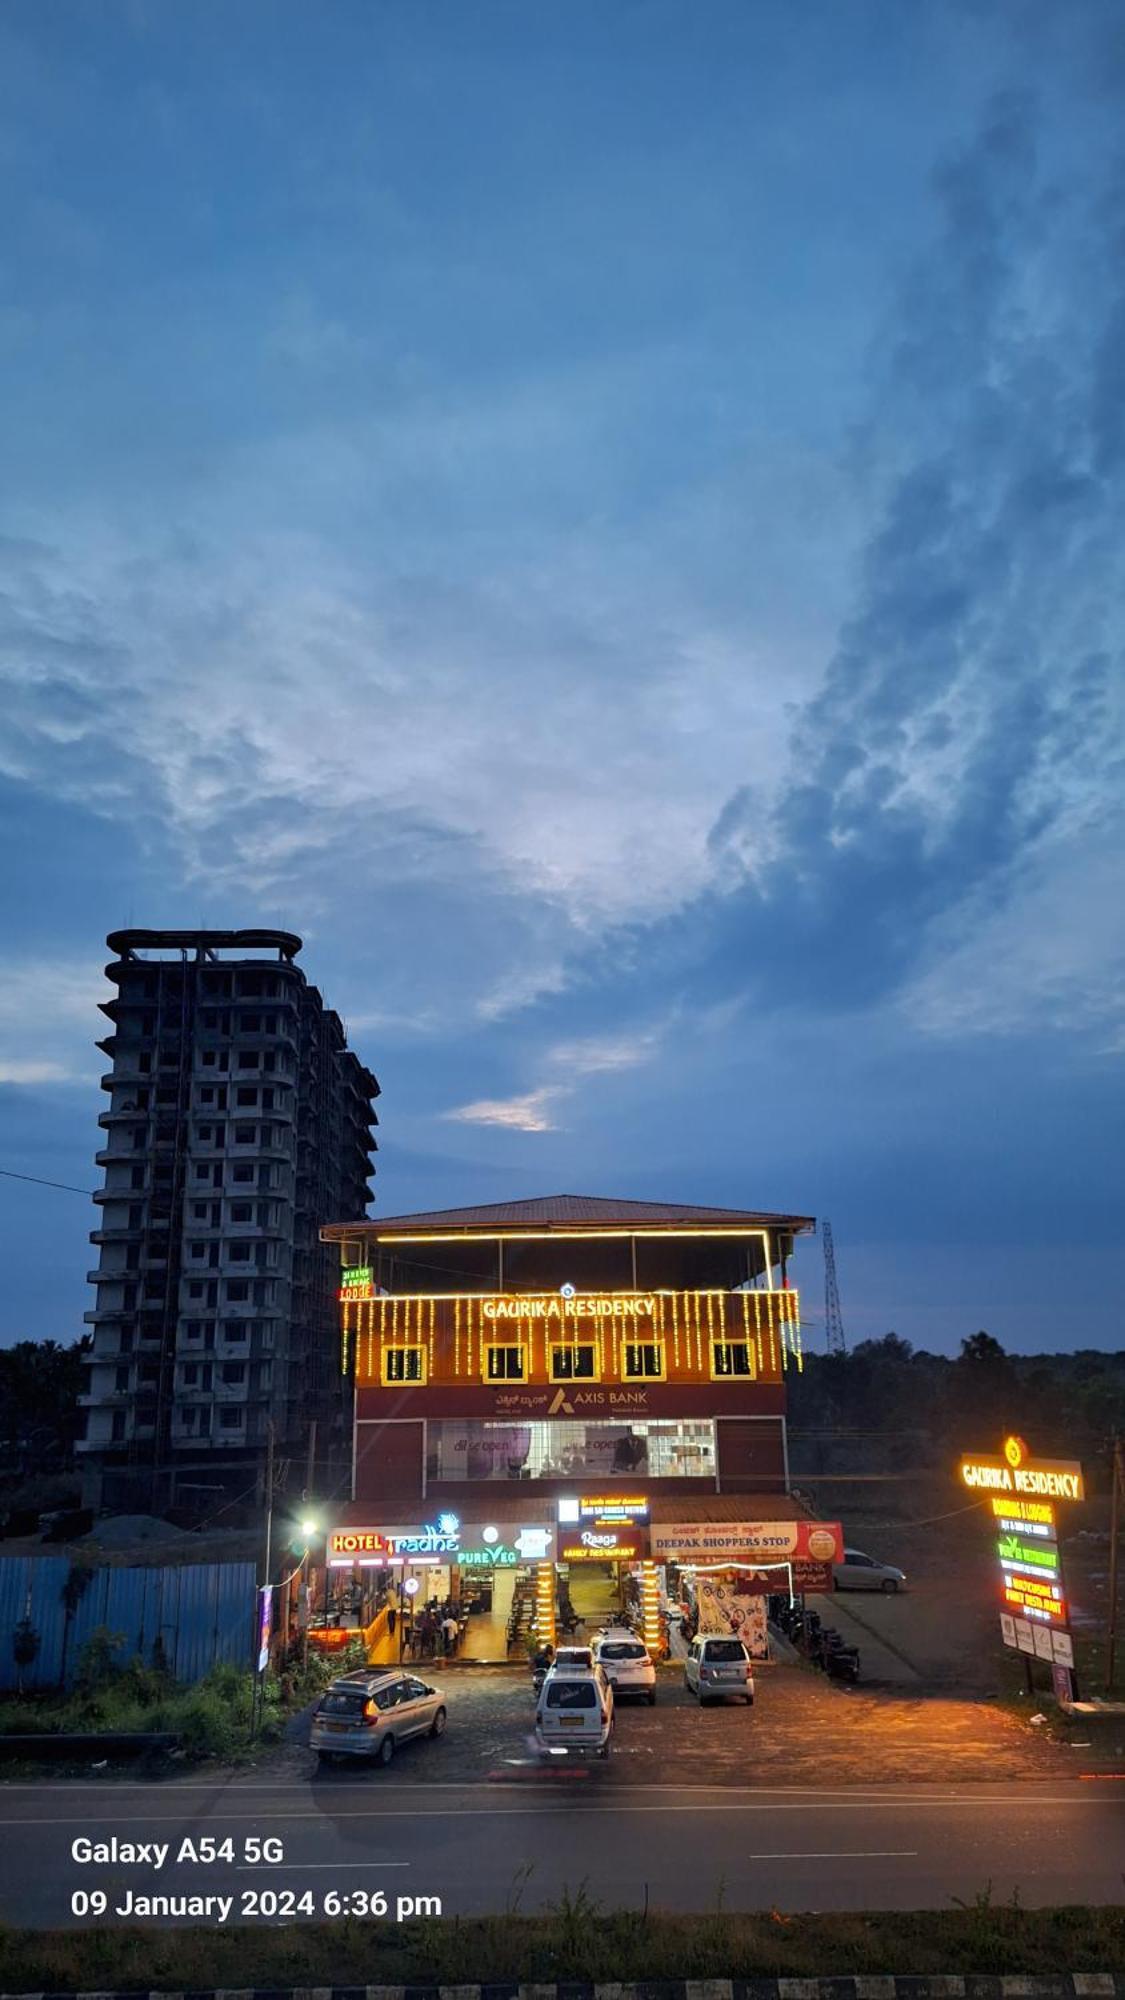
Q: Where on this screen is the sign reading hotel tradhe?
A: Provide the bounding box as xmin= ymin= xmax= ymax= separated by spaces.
xmin=959 ymin=1443 xmax=1085 ymax=1503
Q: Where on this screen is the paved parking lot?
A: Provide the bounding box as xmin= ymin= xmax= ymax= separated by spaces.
xmin=291 ymin=1661 xmax=1072 ymax=1788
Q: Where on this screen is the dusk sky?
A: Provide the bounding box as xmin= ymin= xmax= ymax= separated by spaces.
xmin=1 ymin=2 xmax=1123 ymax=1356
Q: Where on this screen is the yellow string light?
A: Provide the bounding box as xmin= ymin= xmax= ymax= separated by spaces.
xmin=706 ymin=1292 xmax=716 ymax=1368
xmin=428 ymin=1297 xmax=435 ymax=1377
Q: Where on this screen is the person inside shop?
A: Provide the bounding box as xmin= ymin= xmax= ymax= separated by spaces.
xmin=441 ymin=1608 xmax=460 ymax=1656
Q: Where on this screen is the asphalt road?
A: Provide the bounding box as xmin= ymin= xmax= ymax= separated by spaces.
xmin=1 ymin=1774 xmax=1122 ymax=1925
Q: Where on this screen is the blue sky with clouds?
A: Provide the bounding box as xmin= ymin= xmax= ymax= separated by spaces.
xmin=2 ymin=0 xmax=1123 ymax=1355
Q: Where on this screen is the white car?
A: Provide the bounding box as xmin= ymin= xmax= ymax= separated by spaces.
xmin=551 ymin=1645 xmax=595 ymax=1672
xmin=833 ymin=1547 xmax=907 ymax=1593
xmin=592 ymin=1628 xmax=657 ymax=1704
xmin=535 ymin=1664 xmax=614 ymax=1757
xmin=684 ymin=1635 xmax=755 ymax=1705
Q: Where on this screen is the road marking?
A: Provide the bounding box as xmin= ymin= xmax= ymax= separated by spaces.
xmin=0 ymin=1797 xmax=1118 ymax=1827
xmin=0 ymin=1779 xmax=1094 ymax=1794
xmin=748 ymin=1850 xmax=918 ymax=1860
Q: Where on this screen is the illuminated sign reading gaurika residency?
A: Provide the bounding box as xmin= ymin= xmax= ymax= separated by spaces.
xmin=482 ymin=1295 xmax=656 ymax=1320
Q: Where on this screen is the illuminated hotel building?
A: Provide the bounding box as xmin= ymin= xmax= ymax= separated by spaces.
xmin=315 ymin=1194 xmax=824 ymax=1660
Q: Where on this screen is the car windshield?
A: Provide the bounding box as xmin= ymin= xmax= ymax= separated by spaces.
xmin=600 ymin=1642 xmax=646 ymax=1660
xmin=703 ymin=1640 xmax=746 ymax=1662
xmin=545 ymin=1680 xmax=597 ymax=1707
xmin=555 ymin=1649 xmax=593 ymax=1666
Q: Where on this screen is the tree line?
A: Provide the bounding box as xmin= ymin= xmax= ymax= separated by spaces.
xmin=788 ymin=1331 xmax=1125 ymax=1485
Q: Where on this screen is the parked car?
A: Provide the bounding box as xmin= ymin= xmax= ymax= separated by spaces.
xmin=684 ymin=1634 xmax=755 ymax=1705
xmin=309 ymin=1669 xmax=446 ymax=1767
xmin=592 ymin=1628 xmax=657 ymax=1704
xmin=535 ymin=1663 xmax=614 ymax=1757
xmin=833 ymin=1548 xmax=907 ymax=1593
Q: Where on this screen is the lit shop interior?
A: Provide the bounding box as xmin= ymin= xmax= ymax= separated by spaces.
xmin=303 ymin=1495 xmax=838 ymax=1664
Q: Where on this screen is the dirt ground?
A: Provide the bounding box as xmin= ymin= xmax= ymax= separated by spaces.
xmin=791 ymin=1480 xmax=1118 ymax=1698
xmin=281 ymin=1659 xmax=1110 ymax=1789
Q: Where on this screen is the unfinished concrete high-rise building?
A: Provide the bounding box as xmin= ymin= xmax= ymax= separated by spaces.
xmin=79 ymin=930 xmax=379 ymax=1518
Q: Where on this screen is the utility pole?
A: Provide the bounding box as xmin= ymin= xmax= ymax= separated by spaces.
xmin=1108 ymin=1436 xmax=1123 ymax=1693
xmin=823 ymin=1219 xmax=846 ymax=1355
xmin=253 ymin=1421 xmax=276 ymax=1737
xmin=262 ymin=1419 xmax=276 ymax=1600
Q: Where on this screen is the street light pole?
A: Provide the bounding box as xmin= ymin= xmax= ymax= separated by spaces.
xmin=253 ymin=1420 xmax=276 ymax=1737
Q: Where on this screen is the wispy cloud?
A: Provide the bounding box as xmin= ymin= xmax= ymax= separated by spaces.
xmin=442 ymin=1086 xmax=564 ymax=1133
xmin=0 ymin=959 xmax=109 ymax=1088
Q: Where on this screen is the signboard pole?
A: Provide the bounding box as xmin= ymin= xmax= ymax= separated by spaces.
xmin=1053 ymin=1536 xmax=1080 ymax=1702
xmin=1107 ymin=1437 xmax=1122 ymax=1694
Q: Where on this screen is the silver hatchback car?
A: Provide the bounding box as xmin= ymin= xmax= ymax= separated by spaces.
xmin=310 ymin=1669 xmax=447 ymax=1767
xmin=684 ymin=1634 xmax=755 ymax=1705
xmin=833 ymin=1547 xmax=907 ymax=1593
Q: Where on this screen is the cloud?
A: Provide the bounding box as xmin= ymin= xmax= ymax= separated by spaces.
xmin=656 ymin=92 xmax=1125 ymax=1043
xmin=547 ymin=1028 xmax=664 ymax=1075
xmin=439 ymin=1019 xmax=668 ymax=1132
xmin=442 ymin=1086 xmax=564 ymax=1133
xmin=0 ymin=958 xmax=110 ymax=1087
xmin=0 ymin=1060 xmax=72 ymax=1085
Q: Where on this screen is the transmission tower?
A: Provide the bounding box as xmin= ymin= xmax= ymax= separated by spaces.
xmin=823 ymin=1218 xmax=846 ymax=1354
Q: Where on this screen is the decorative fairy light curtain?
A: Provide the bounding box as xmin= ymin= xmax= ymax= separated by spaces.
xmin=347 ymin=1289 xmax=802 ymax=1381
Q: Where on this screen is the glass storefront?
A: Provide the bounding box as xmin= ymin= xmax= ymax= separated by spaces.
xmin=426 ymin=1418 xmax=716 ymax=1482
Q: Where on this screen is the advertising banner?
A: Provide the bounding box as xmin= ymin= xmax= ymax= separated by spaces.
xmin=694 ymin=1574 xmax=769 ymax=1658
xmin=432 ymin=1419 xmax=652 ymax=1480
xmin=652 ymin=1518 xmax=842 ymax=1594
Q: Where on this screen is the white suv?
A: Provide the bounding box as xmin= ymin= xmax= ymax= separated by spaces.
xmin=684 ymin=1635 xmax=755 ymax=1706
xmin=592 ymin=1628 xmax=657 ymax=1705
xmin=535 ymin=1664 xmax=614 ymax=1757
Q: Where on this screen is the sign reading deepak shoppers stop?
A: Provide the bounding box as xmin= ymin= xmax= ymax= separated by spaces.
xmin=651 ymin=1519 xmax=843 ymax=1592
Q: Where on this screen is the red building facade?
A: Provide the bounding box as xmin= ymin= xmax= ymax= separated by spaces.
xmin=309 ymin=1196 xmax=829 ymax=1661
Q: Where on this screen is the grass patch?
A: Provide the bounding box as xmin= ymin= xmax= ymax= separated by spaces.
xmin=0 ymin=1902 xmax=1121 ymax=1988
xmin=0 ymin=1626 xmax=362 ymax=1761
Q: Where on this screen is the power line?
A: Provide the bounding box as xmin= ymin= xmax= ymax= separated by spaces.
xmin=0 ymin=1165 xmax=94 ymax=1197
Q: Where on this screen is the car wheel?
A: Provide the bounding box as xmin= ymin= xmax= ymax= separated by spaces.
xmin=597 ymin=1742 xmax=610 ymax=1758
xmin=647 ymin=1689 xmax=656 ymax=1706
xmin=745 ymin=1694 xmax=754 ymax=1706
xmin=376 ymin=1733 xmax=395 ymax=1766
xmin=881 ymin=1579 xmax=899 ymax=1594
xmin=429 ymin=1706 xmax=447 ymax=1737
xmin=316 ymin=1751 xmax=335 ymax=1765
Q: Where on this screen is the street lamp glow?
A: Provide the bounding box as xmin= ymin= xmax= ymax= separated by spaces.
xmin=300 ymin=1517 xmax=318 ymax=1539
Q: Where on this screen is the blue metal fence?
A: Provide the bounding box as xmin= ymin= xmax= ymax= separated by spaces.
xmin=0 ymin=1558 xmax=257 ymax=1690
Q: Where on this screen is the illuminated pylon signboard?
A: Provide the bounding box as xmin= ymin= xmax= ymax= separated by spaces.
xmin=960 ymin=1436 xmax=1083 ymax=1692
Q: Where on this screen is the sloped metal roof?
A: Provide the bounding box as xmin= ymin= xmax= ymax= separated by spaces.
xmin=324 ymin=1193 xmax=814 ymax=1237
